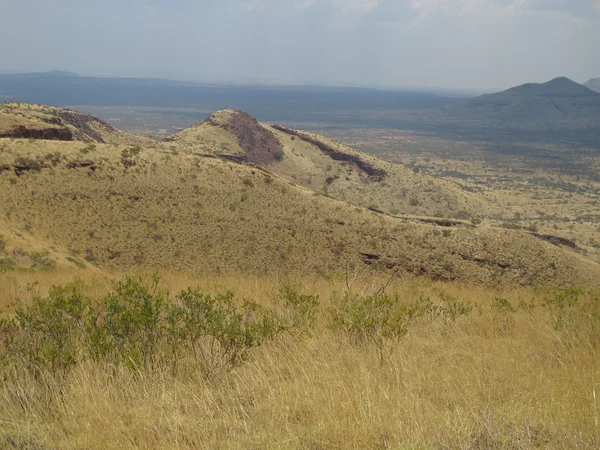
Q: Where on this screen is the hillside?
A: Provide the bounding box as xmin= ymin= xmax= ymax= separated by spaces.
xmin=584 ymin=77 xmax=600 ymax=93
xmin=449 ymin=77 xmax=600 ymax=125
xmin=169 ymin=109 xmax=493 ymax=219
xmin=0 ymin=102 xmax=157 ymax=147
xmin=1 ymin=130 xmax=599 ymax=286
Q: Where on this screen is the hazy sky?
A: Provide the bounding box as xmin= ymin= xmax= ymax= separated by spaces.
xmin=1 ymin=0 xmax=599 ymax=90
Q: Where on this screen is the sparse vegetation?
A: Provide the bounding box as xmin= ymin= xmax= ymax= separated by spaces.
xmin=14 ymin=155 xmax=41 ymax=171
xmin=0 ymin=272 xmax=598 ymax=448
xmin=30 ymin=250 xmax=57 ymax=270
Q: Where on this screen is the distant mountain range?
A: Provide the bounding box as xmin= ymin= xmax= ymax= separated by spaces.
xmin=1 ymin=72 xmax=599 ymax=147
xmin=448 ymin=77 xmax=600 ymax=122
xmin=584 ymin=77 xmax=600 ymax=93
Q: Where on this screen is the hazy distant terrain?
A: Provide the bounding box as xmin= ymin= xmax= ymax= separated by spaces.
xmin=3 ymin=72 xmax=600 ymax=149
xmin=584 ymin=77 xmax=600 ymax=93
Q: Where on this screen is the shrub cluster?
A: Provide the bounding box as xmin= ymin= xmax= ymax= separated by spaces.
xmin=0 ymin=276 xmax=283 ymax=381
xmin=2 ymin=277 xmax=597 ymax=383
xmin=331 ymin=293 xmax=473 ymax=363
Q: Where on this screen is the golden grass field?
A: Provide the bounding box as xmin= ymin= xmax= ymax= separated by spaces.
xmin=1 ymin=269 xmax=599 ymax=449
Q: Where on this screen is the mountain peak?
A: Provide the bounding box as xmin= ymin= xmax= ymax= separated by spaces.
xmin=547 ymin=76 xmax=573 ymax=84
xmin=584 ymin=77 xmax=600 ymax=93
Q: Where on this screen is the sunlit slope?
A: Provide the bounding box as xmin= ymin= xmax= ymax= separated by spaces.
xmin=1 ymin=137 xmax=598 ymax=286
xmin=0 ymin=102 xmax=157 ymax=147
xmin=169 ymin=109 xmax=495 ymax=219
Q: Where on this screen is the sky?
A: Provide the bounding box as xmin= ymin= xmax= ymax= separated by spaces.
xmin=0 ymin=0 xmax=599 ymax=90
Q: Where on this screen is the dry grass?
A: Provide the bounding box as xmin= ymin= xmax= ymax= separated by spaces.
xmin=327 ymin=128 xmax=600 ymax=264
xmin=1 ymin=137 xmax=599 ymax=286
xmin=1 ymin=269 xmax=599 ymax=449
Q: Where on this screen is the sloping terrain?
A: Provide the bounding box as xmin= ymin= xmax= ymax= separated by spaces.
xmin=1 ymin=134 xmax=599 ymax=287
xmin=449 ymin=77 xmax=600 ymax=125
xmin=169 ymin=109 xmax=494 ymax=219
xmin=584 ymin=77 xmax=600 ymax=93
xmin=0 ymin=102 xmax=157 ymax=147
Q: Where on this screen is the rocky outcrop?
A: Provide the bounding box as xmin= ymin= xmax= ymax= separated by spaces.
xmin=0 ymin=125 xmax=73 ymax=141
xmin=272 ymin=125 xmax=387 ymax=181
xmin=209 ymin=111 xmax=284 ymax=164
xmin=56 ymin=111 xmax=119 ymax=143
xmin=529 ymin=233 xmax=579 ymax=250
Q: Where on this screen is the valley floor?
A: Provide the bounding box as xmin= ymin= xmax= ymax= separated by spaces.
xmin=1 ymin=269 xmax=599 ymax=449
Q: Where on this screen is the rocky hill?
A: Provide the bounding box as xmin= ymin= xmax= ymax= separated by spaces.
xmin=169 ymin=109 xmax=494 ymax=220
xmin=0 ymin=102 xmax=156 ymax=147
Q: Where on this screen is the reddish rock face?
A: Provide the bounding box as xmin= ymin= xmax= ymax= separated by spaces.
xmin=0 ymin=125 xmax=73 ymax=141
xmin=210 ymin=111 xmax=283 ymax=164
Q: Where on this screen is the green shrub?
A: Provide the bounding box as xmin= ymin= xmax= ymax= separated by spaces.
xmin=0 ymin=275 xmax=282 ymax=380
xmin=415 ymin=293 xmax=473 ymax=322
xmin=30 ymin=250 xmax=57 ymax=270
xmin=14 ymin=156 xmax=41 ymax=171
xmin=87 ymin=275 xmax=167 ymax=368
xmin=80 ymin=144 xmax=96 ymax=154
xmin=0 ymin=234 xmax=5 ymax=253
xmin=170 ymin=288 xmax=282 ymax=380
xmin=0 ymin=280 xmax=88 ymax=377
xmin=272 ymin=148 xmax=285 ymax=161
xmin=331 ymin=293 xmax=421 ymax=364
xmin=0 ymin=257 xmax=16 ymax=272
xmin=545 ymin=287 xmax=582 ymax=331
xmin=278 ymin=284 xmax=320 ymax=336
xmin=43 ymin=151 xmax=61 ymax=166
xmin=65 ymin=256 xmax=86 ymax=269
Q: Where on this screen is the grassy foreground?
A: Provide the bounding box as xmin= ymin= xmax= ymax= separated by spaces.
xmin=1 ymin=270 xmax=599 ymax=449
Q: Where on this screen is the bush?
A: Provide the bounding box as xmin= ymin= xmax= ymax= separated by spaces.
xmin=0 ymin=280 xmax=88 ymax=377
xmin=0 ymin=275 xmax=283 ymax=380
xmin=14 ymin=156 xmax=41 ymax=172
xmin=80 ymin=144 xmax=96 ymax=154
xmin=30 ymin=250 xmax=57 ymax=270
xmin=169 ymin=288 xmax=283 ymax=379
xmin=0 ymin=257 xmax=16 ymax=272
xmin=331 ymin=293 xmax=421 ymax=364
xmin=331 ymin=292 xmax=472 ymax=363
xmin=278 ymin=284 xmax=320 ymax=336
xmin=44 ymin=151 xmax=61 ymax=166
xmin=87 ymin=275 xmax=166 ymax=369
